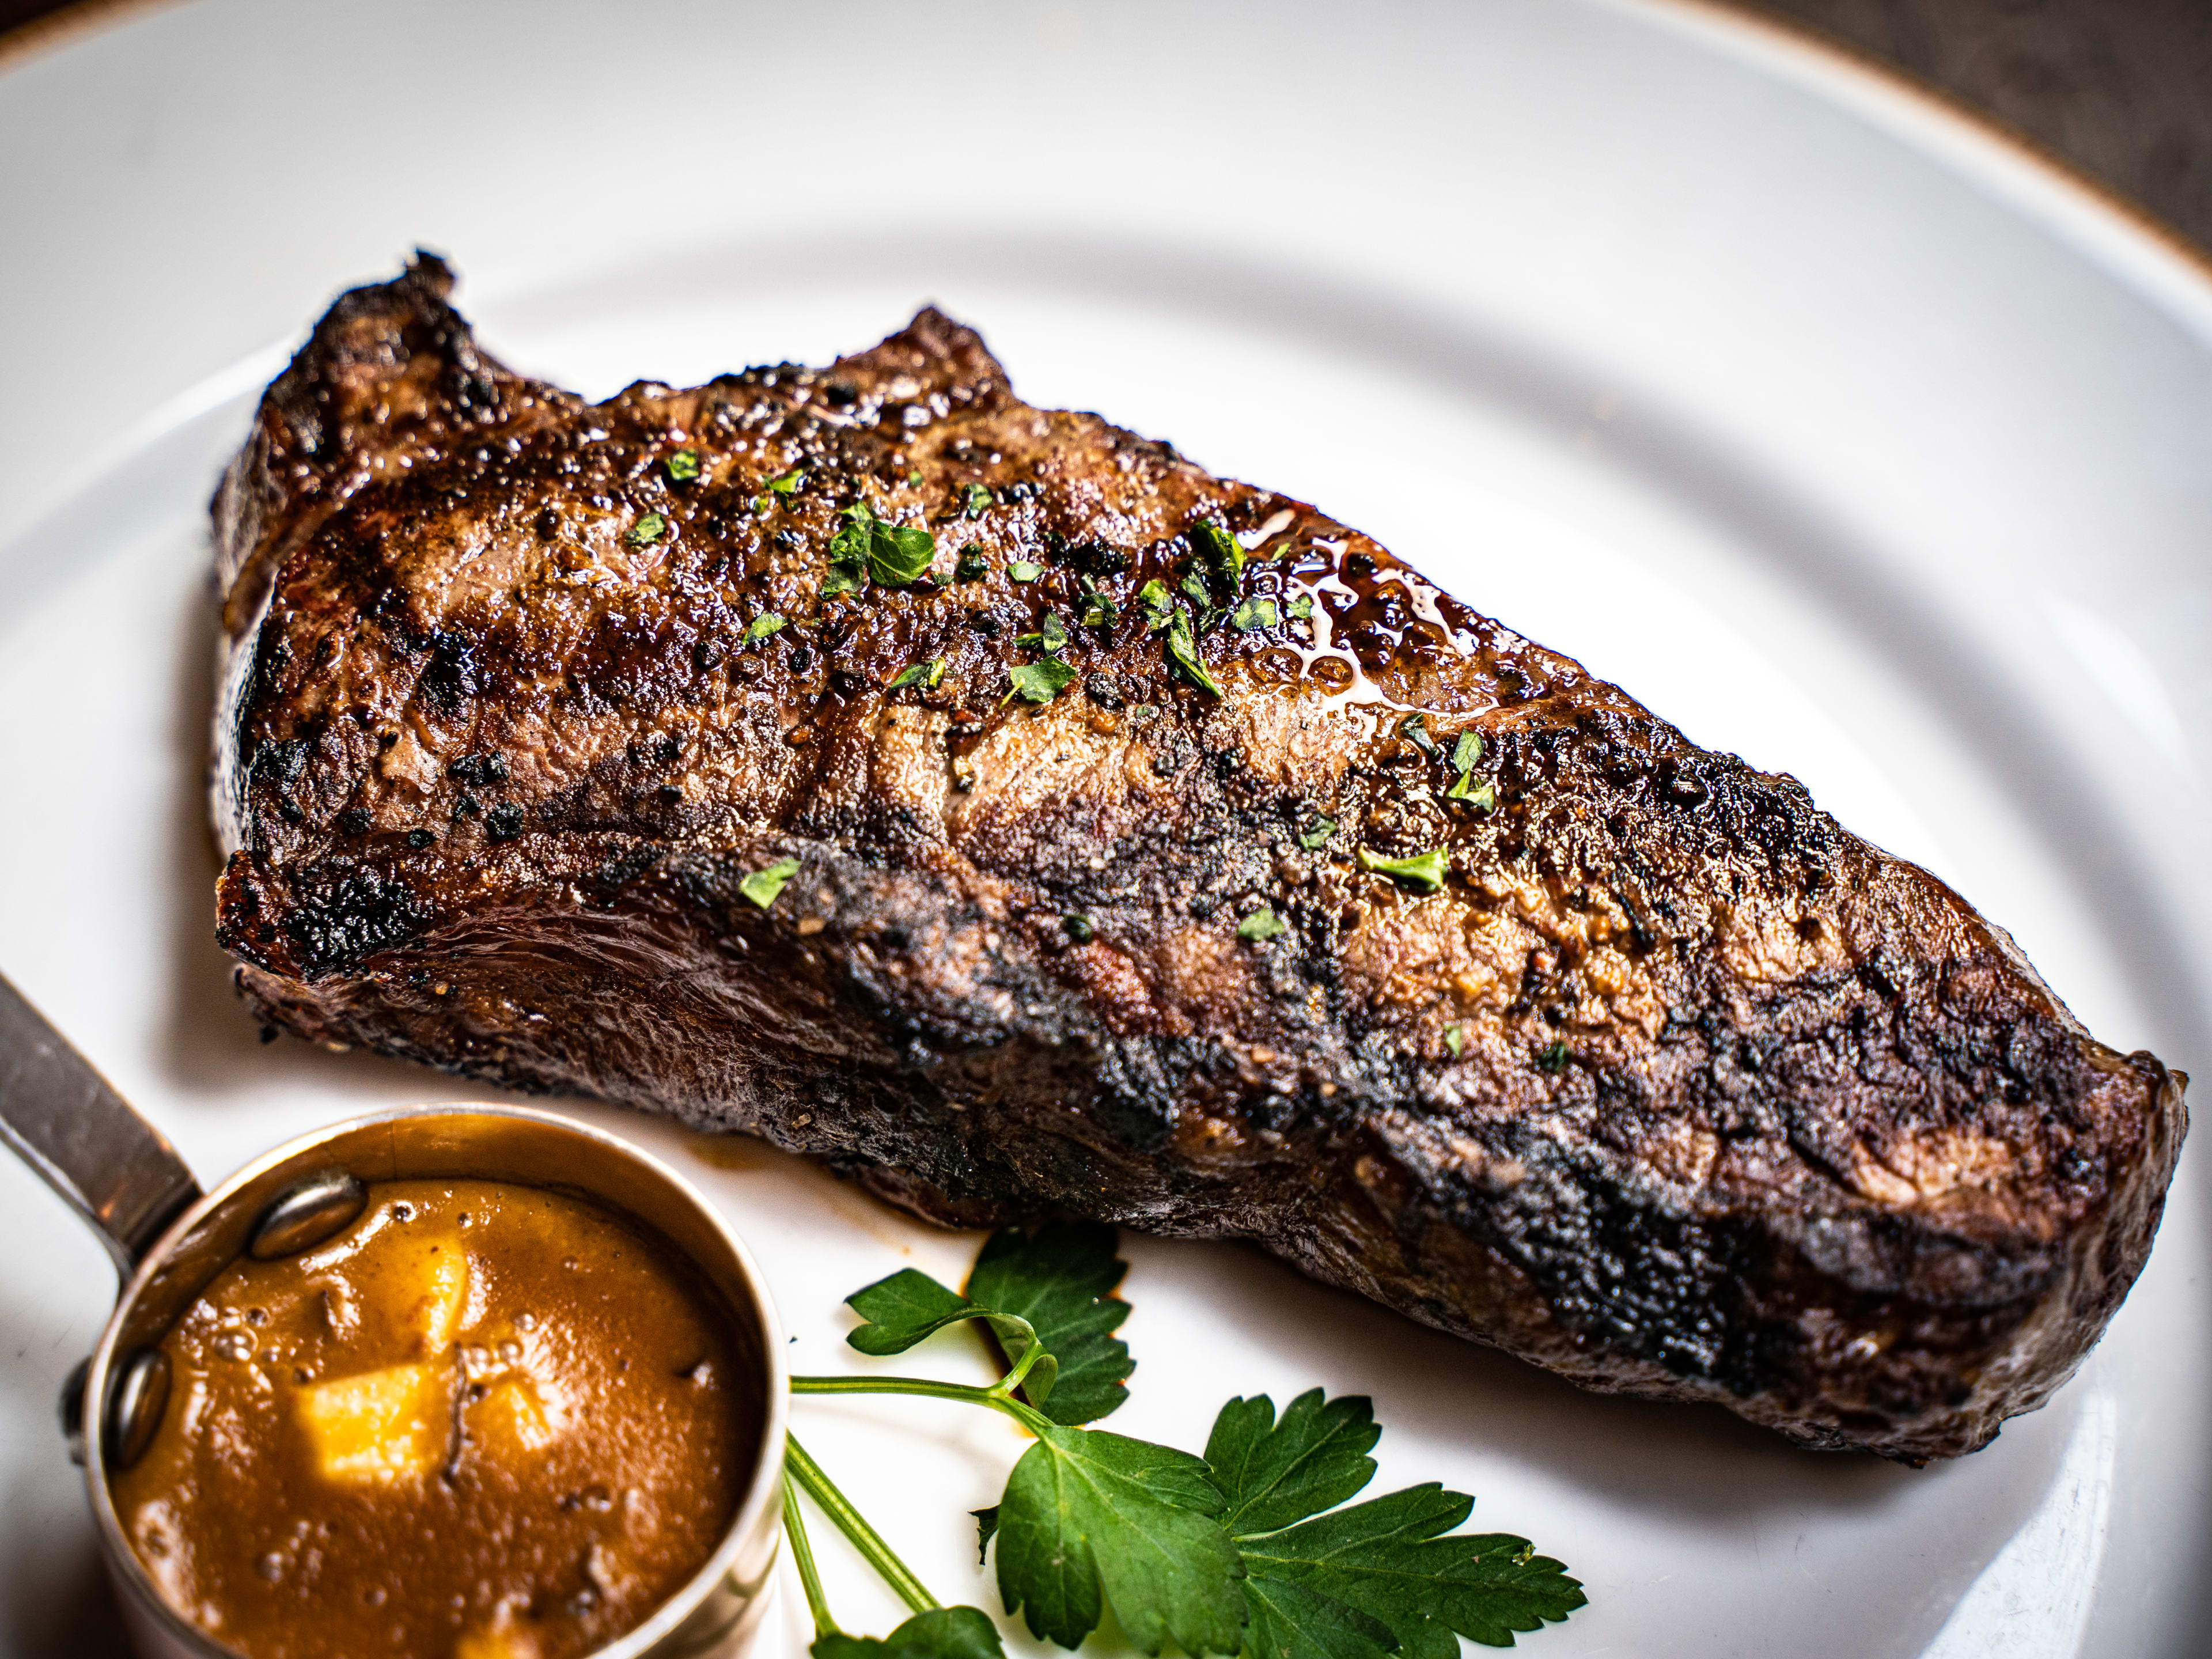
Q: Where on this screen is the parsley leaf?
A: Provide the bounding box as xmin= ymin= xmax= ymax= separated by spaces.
xmin=1231 ymin=597 xmax=1280 ymax=632
xmin=745 ymin=613 xmax=788 ymax=645
xmin=1206 ymin=1391 xmax=1380 ymax=1539
xmin=1297 ymin=816 xmax=1338 ymax=852
xmin=1399 ymin=714 xmax=1437 ymax=757
xmin=1192 ymin=519 xmax=1246 ymax=598
xmin=1288 ymin=595 xmax=1316 ymax=622
xmin=740 ymin=855 xmax=801 ymax=909
xmin=887 ymin=658 xmax=946 ymax=694
xmin=869 ymin=522 xmax=937 ymax=586
xmin=1445 ymin=1023 xmax=1465 ymax=1058
xmin=627 ymin=512 xmax=668 ymax=546
xmin=825 ymin=510 xmax=872 ymax=596
xmin=845 ymin=1225 xmax=1134 ymax=1425
xmin=1007 ymin=659 xmax=1077 ymax=704
xmin=845 ymin=1269 xmax=1061 ymax=1407
xmin=1165 ymin=606 xmax=1224 ymax=698
xmin=665 ymin=448 xmax=701 ymax=482
xmin=813 ymin=1606 xmax=1005 ymax=1659
xmin=1448 ymin=777 xmax=1496 ymax=812
xmin=1138 ymin=578 xmax=1176 ymax=632
xmin=1357 ymin=847 xmax=1448 ymax=893
xmin=995 ymin=1422 xmax=1247 ymax=1657
xmin=964 ymin=483 xmax=994 ymax=518
xmin=1536 ymin=1040 xmax=1571 ymax=1073
xmin=1017 ymin=612 xmax=1070 ymax=656
xmin=1009 ymin=560 xmax=1044 ymax=584
xmin=1210 ymin=1392 xmax=1586 ymax=1657
xmin=1238 ymin=907 xmax=1286 ymax=942
xmin=769 ymin=467 xmax=805 ymax=494
xmin=965 ymin=1223 xmax=1133 ymax=1426
xmin=974 ymin=1507 xmax=1000 ymax=1565
xmin=1446 ymin=732 xmax=1494 ymax=809
xmin=956 ymin=547 xmax=991 ymax=582
xmin=1077 ymin=576 xmax=1118 ymax=630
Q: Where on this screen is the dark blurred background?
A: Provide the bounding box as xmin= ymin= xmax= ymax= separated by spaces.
xmin=2 ymin=0 xmax=2208 ymax=248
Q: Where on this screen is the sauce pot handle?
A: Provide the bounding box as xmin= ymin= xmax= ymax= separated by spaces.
xmin=0 ymin=971 xmax=202 ymax=1283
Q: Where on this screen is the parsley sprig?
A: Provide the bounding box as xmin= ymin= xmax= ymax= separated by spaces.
xmin=780 ymin=1226 xmax=1584 ymax=1659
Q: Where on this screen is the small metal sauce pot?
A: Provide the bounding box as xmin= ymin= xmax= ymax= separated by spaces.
xmin=0 ymin=971 xmax=787 ymax=1659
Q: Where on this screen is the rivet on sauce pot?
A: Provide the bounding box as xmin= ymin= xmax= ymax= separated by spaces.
xmin=248 ymin=1171 xmax=369 ymax=1261
xmin=104 ymin=1346 xmax=171 ymax=1471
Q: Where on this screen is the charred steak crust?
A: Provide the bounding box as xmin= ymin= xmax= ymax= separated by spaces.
xmin=211 ymin=256 xmax=2184 ymax=1461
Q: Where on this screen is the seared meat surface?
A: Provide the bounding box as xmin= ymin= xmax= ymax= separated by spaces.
xmin=211 ymin=256 xmax=2184 ymax=1461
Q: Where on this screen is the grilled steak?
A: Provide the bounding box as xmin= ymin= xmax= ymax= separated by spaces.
xmin=210 ymin=256 xmax=2184 ymax=1461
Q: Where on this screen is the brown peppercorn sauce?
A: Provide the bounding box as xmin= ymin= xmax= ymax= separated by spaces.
xmin=111 ymin=1180 xmax=755 ymax=1659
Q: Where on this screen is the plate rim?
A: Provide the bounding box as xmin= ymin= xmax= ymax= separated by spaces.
xmin=7 ymin=0 xmax=2207 ymax=312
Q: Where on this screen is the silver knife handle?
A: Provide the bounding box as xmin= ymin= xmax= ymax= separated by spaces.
xmin=0 ymin=971 xmax=201 ymax=1281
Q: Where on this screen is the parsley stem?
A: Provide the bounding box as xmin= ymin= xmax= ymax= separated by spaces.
xmin=784 ymin=1432 xmax=939 ymax=1615
xmin=789 ymin=1373 xmax=1055 ymax=1436
xmin=780 ymin=1459 xmax=838 ymax=1639
xmin=997 ymin=1339 xmax=1046 ymax=1397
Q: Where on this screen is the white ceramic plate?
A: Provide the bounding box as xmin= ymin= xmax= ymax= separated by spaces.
xmin=2 ymin=2 xmax=2207 ymax=1656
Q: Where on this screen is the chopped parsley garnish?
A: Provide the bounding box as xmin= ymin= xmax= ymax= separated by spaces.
xmin=1007 ymin=560 xmax=1044 ymax=584
xmin=964 ymin=483 xmax=994 ymax=517
xmin=1016 ymin=612 xmax=1070 ymax=656
xmin=665 ymin=449 xmax=701 ymax=482
xmin=1137 ymin=578 xmax=1175 ymax=632
xmin=825 ymin=506 xmax=872 ymax=594
xmin=1400 ymin=713 xmax=1437 ymax=757
xmin=781 ymin=1232 xmax=1583 ymax=1659
xmin=869 ymin=522 xmax=936 ymax=586
xmin=769 ymin=468 xmax=805 ymax=494
xmin=1230 ymin=596 xmax=1279 ymax=631
xmin=1164 ymin=606 xmax=1224 ymax=698
xmin=1446 ymin=732 xmax=1493 ymax=808
xmin=908 ymin=468 xmax=925 ymax=486
xmin=1297 ymin=815 xmax=1338 ymax=851
xmin=956 ymin=546 xmax=991 ymax=582
xmin=1537 ymin=1040 xmax=1572 ymax=1072
xmin=1448 ymin=775 xmax=1498 ymax=811
xmin=1357 ymin=846 xmax=1449 ymax=892
xmin=1077 ymin=576 xmax=1118 ymax=630
xmin=738 ymin=855 xmax=801 ymax=909
xmin=1062 ymin=914 xmax=1096 ymax=944
xmin=1288 ymin=594 xmax=1315 ymax=622
xmin=1192 ymin=518 xmax=1245 ymax=592
xmin=824 ymin=499 xmax=936 ymax=590
xmin=1237 ymin=906 xmax=1286 ymax=942
xmin=1445 ymin=1022 xmax=1465 ymax=1057
xmin=887 ymin=658 xmax=946 ymax=693
xmin=627 ymin=512 xmax=668 ymax=546
xmin=1006 ymin=659 xmax=1077 ymax=704
xmin=744 ymin=612 xmax=788 ymax=645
